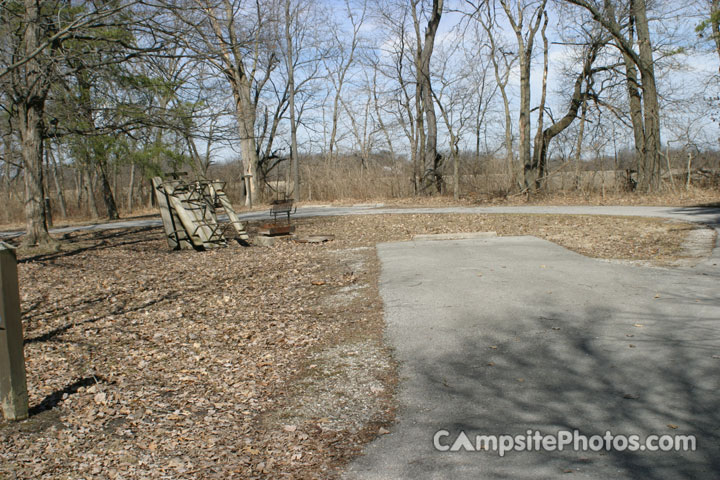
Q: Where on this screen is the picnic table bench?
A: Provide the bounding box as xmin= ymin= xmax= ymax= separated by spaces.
xmin=270 ymin=199 xmax=296 ymax=223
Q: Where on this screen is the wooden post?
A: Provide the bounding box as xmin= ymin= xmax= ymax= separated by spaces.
xmin=0 ymin=242 xmax=28 ymax=420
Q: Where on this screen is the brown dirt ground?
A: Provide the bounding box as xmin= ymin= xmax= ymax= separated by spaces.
xmin=0 ymin=213 xmax=714 ymax=479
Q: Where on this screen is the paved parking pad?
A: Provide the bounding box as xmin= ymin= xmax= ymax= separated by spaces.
xmin=345 ymin=235 xmax=720 ymax=480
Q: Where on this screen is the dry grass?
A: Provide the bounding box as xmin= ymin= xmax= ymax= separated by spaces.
xmin=292 ymin=214 xmax=708 ymax=266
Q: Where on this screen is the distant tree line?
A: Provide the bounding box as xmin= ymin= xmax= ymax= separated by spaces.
xmin=1 ymin=0 xmax=718 ymax=246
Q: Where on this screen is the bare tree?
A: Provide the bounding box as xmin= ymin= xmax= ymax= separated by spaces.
xmin=412 ymin=0 xmax=444 ymax=193
xmin=472 ymin=0 xmax=520 ymax=189
xmin=565 ymin=0 xmax=663 ymax=191
xmin=163 ymin=0 xmax=281 ymax=205
xmin=499 ymin=0 xmax=548 ymax=190
xmin=530 ymin=30 xmax=609 ymax=189
xmin=373 ymin=0 xmax=421 ymax=191
xmin=324 ymin=0 xmax=367 ymax=162
xmin=432 ymin=42 xmax=474 ymax=200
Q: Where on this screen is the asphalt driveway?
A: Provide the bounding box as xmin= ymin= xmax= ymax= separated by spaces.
xmin=345 ymin=234 xmax=720 ymax=479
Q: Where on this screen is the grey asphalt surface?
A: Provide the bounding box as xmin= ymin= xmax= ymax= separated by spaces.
xmin=345 ymin=228 xmax=720 ymax=479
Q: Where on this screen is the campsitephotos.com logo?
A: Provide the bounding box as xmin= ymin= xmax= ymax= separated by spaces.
xmin=433 ymin=429 xmax=697 ymax=457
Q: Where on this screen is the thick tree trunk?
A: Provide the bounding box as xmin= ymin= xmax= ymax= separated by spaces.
xmin=424 ymin=89 xmax=442 ymax=193
xmin=231 ymin=81 xmax=259 ymax=206
xmin=411 ymin=0 xmax=442 ymax=194
xmin=13 ymin=0 xmax=55 ymax=247
xmin=17 ymin=101 xmax=54 ymax=246
xmin=414 ymin=81 xmax=426 ymax=191
xmin=633 ymin=0 xmax=662 ymax=192
xmin=518 ymin=53 xmax=533 ymax=189
xmin=418 ymin=0 xmax=443 ymax=193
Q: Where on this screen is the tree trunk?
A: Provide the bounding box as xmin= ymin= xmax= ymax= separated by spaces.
xmin=231 ymin=81 xmax=259 ymax=206
xmin=416 ymin=0 xmax=443 ymax=193
xmin=530 ymin=13 xmax=549 ymax=191
xmin=633 ymin=0 xmax=662 ymax=191
xmin=48 ymin=146 xmax=67 ymax=218
xmin=414 ymin=80 xmax=426 ymax=192
xmin=712 ymin=0 xmax=720 ymax=69
xmin=127 ymin=163 xmax=135 ymax=213
xmin=518 ymin=51 xmax=532 ymax=189
xmin=13 ymin=0 xmax=55 ymax=247
xmin=566 ymin=0 xmax=661 ymax=192
xmin=532 ymin=34 xmax=600 ymax=191
xmin=453 ymin=143 xmax=459 ymax=200
xmin=17 ymin=101 xmax=54 ymax=246
xmin=83 ymin=167 xmax=99 ymax=218
xmin=574 ymin=94 xmax=588 ymax=190
xmin=285 ymin=0 xmax=300 ymax=203
xmin=500 ymin=0 xmax=546 ymax=190
xmin=97 ymin=160 xmax=119 ymax=220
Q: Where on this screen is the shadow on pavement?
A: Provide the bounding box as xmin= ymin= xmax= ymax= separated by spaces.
xmin=669 ymin=205 xmax=720 ymax=225
xmin=415 ymin=299 xmax=720 ymax=479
